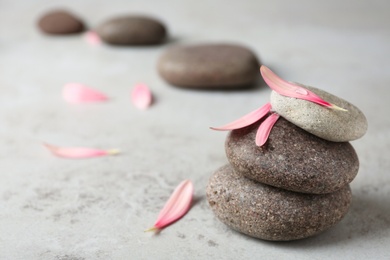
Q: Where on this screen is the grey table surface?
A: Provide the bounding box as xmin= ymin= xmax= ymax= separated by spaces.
xmin=1 ymin=0 xmax=389 ymax=259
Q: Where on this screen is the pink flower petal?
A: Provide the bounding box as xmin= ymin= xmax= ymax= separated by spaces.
xmin=44 ymin=143 xmax=119 ymax=159
xmin=255 ymin=113 xmax=280 ymax=146
xmin=63 ymin=83 xmax=108 ymax=103
xmin=131 ymin=83 xmax=153 ymax=110
xmin=85 ymin=31 xmax=101 ymax=46
xmin=260 ymin=66 xmax=347 ymax=111
xmin=210 ymin=102 xmax=272 ymax=131
xmin=145 ymin=180 xmax=194 ymax=232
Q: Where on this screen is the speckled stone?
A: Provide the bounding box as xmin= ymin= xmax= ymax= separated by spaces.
xmin=206 ymin=164 xmax=352 ymax=241
xmin=157 ymin=44 xmax=260 ymax=88
xmin=96 ymin=15 xmax=167 ymax=45
xmin=226 ymin=117 xmax=359 ymax=194
xmin=270 ymin=85 xmax=368 ymax=142
xmin=37 ymin=10 xmax=85 ymax=35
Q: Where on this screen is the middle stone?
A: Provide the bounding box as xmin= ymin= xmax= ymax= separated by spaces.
xmin=226 ymin=116 xmax=359 ymax=194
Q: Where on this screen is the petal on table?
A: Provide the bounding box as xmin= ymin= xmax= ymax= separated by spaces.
xmin=145 ymin=180 xmax=194 ymax=232
xmin=85 ymin=31 xmax=101 ymax=46
xmin=63 ymin=83 xmax=108 ymax=103
xmin=44 ymin=143 xmax=119 ymax=159
xmin=131 ymin=83 xmax=153 ymax=110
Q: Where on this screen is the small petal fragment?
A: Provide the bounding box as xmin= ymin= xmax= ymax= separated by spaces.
xmin=131 ymin=83 xmax=153 ymax=110
xmin=210 ymin=103 xmax=272 ymax=131
xmin=260 ymin=66 xmax=347 ymax=111
xmin=63 ymin=83 xmax=108 ymax=103
xmin=146 ymin=180 xmax=194 ymax=232
xmin=85 ymin=31 xmax=102 ymax=46
xmin=255 ymin=113 xmax=280 ymax=146
xmin=44 ymin=143 xmax=119 ymax=159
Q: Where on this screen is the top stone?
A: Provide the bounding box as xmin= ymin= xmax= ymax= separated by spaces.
xmin=37 ymin=10 xmax=85 ymax=35
xmin=157 ymin=44 xmax=260 ymax=88
xmin=270 ymin=85 xmax=368 ymax=142
xmin=96 ymin=15 xmax=167 ymax=45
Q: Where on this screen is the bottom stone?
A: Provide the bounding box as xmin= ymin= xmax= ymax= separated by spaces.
xmin=206 ymin=165 xmax=352 ymax=241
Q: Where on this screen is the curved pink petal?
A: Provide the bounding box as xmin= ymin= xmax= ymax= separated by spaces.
xmin=260 ymin=66 xmax=346 ymax=111
xmin=85 ymin=31 xmax=102 ymax=46
xmin=255 ymin=113 xmax=280 ymax=146
xmin=44 ymin=143 xmax=119 ymax=159
xmin=145 ymin=180 xmax=194 ymax=232
xmin=131 ymin=83 xmax=153 ymax=110
xmin=63 ymin=83 xmax=108 ymax=103
xmin=210 ymin=102 xmax=272 ymax=131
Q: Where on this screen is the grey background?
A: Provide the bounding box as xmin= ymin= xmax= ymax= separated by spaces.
xmin=0 ymin=0 xmax=389 ymax=259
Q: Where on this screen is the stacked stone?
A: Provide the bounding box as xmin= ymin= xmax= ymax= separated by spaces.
xmin=207 ymin=86 xmax=367 ymax=241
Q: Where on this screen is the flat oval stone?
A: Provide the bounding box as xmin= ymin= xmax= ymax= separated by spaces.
xmin=37 ymin=10 xmax=85 ymax=35
xmin=226 ymin=117 xmax=359 ymax=194
xmin=157 ymin=44 xmax=260 ymax=88
xmin=96 ymin=15 xmax=167 ymax=45
xmin=270 ymin=85 xmax=368 ymax=142
xmin=206 ymin=165 xmax=352 ymax=241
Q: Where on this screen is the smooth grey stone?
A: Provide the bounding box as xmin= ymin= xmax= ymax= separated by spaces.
xmin=270 ymin=85 xmax=368 ymax=142
xmin=37 ymin=10 xmax=85 ymax=35
xmin=96 ymin=15 xmax=167 ymax=45
xmin=226 ymin=117 xmax=359 ymax=194
xmin=206 ymin=165 xmax=352 ymax=241
xmin=157 ymin=44 xmax=260 ymax=88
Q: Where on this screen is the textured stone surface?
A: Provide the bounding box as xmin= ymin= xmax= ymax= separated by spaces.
xmin=270 ymin=85 xmax=368 ymax=142
xmin=157 ymin=44 xmax=260 ymax=88
xmin=226 ymin=117 xmax=359 ymax=194
xmin=37 ymin=9 xmax=85 ymax=35
xmin=96 ymin=15 xmax=167 ymax=45
xmin=207 ymin=165 xmax=352 ymax=241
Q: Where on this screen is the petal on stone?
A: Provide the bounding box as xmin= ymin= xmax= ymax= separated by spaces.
xmin=63 ymin=83 xmax=108 ymax=103
xmin=255 ymin=113 xmax=280 ymax=146
xmin=44 ymin=143 xmax=119 ymax=159
xmin=210 ymin=102 xmax=272 ymax=131
xmin=145 ymin=180 xmax=194 ymax=232
xmin=260 ymin=66 xmax=346 ymax=111
xmin=131 ymin=83 xmax=153 ymax=110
